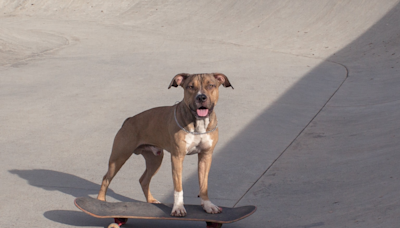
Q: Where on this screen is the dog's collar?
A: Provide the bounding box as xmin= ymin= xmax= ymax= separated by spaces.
xmin=174 ymin=104 xmax=218 ymax=135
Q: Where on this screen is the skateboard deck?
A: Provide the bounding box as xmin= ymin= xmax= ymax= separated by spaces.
xmin=75 ymin=197 xmax=256 ymax=227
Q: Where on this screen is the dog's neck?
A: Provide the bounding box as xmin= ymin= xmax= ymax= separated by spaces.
xmin=194 ymin=118 xmax=210 ymax=133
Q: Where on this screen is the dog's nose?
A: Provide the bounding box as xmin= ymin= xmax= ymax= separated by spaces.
xmin=196 ymin=94 xmax=207 ymax=102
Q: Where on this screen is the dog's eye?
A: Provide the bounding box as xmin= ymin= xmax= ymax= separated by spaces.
xmin=208 ymin=84 xmax=216 ymax=89
xmin=187 ymin=85 xmax=194 ymax=89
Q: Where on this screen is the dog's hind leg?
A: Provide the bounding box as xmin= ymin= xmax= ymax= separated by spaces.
xmin=97 ymin=127 xmax=138 ymax=201
xmin=139 ymin=146 xmax=164 ymax=203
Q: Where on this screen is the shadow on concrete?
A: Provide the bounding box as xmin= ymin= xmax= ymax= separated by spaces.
xmin=223 ymin=0 xmax=399 ymax=202
xmin=9 ymin=169 xmax=132 ymax=202
xmin=8 ymin=169 xmax=139 ymax=226
xmin=44 ymin=210 xmax=108 ymax=227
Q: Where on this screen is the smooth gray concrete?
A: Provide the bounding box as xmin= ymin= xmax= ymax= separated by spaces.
xmin=1 ymin=1 xmax=399 ymax=227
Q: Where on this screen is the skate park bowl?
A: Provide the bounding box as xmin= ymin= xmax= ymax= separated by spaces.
xmin=1 ymin=1 xmax=400 ymax=227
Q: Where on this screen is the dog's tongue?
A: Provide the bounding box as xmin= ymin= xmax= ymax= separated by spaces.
xmin=197 ymin=109 xmax=209 ymax=117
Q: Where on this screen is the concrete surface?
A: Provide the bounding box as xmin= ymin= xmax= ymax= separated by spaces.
xmin=1 ymin=1 xmax=400 ymax=227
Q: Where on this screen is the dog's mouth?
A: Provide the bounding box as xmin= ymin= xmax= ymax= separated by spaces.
xmin=189 ymin=105 xmax=213 ymax=118
xmin=196 ymin=107 xmax=209 ymax=117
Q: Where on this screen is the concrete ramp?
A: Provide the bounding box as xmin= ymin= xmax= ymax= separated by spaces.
xmin=1 ymin=1 xmax=400 ymax=227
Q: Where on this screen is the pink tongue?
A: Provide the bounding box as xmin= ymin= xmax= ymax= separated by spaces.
xmin=197 ymin=109 xmax=209 ymax=117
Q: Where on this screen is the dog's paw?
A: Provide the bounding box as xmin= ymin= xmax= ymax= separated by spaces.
xmin=171 ymin=204 xmax=187 ymax=217
xmin=149 ymin=199 xmax=161 ymax=204
xmin=171 ymin=190 xmax=186 ymax=216
xmin=201 ymin=200 xmax=222 ymax=214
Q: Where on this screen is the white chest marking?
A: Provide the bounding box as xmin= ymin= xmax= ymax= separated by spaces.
xmin=185 ymin=118 xmax=213 ymax=155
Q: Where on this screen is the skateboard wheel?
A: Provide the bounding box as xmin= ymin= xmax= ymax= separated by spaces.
xmin=206 ymin=222 xmax=223 ymax=228
xmin=107 ymin=223 xmax=120 ymax=228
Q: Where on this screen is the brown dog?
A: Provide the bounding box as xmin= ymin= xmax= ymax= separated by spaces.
xmin=97 ymin=73 xmax=233 ymax=216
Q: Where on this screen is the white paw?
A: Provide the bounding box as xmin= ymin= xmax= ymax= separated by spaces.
xmin=171 ymin=204 xmax=187 ymax=217
xmin=171 ymin=191 xmax=187 ymax=217
xmin=201 ymin=200 xmax=222 ymax=214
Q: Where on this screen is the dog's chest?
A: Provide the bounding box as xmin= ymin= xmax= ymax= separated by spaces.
xmin=185 ymin=134 xmax=213 ymax=155
xmin=185 ymin=119 xmax=213 ymax=155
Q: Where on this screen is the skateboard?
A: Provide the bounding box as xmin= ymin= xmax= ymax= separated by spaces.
xmin=75 ymin=197 xmax=256 ymax=228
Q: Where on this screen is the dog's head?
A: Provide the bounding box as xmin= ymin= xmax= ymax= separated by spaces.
xmin=168 ymin=73 xmax=233 ymax=119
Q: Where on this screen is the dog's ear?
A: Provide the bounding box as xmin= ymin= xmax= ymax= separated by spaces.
xmin=168 ymin=73 xmax=190 ymax=89
xmin=213 ymin=73 xmax=234 ymax=89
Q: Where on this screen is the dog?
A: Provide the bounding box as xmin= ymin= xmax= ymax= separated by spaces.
xmin=97 ymin=73 xmax=233 ymax=216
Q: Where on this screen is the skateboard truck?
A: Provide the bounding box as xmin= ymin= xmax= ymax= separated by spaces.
xmin=114 ymin=218 xmax=128 ymax=226
xmin=206 ymin=221 xmax=223 ymax=228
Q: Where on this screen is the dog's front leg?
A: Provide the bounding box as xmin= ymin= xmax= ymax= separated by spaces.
xmin=171 ymin=153 xmax=187 ymax=217
xmin=198 ymin=151 xmax=222 ymax=214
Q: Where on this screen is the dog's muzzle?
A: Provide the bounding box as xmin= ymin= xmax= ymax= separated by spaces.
xmin=194 ymin=94 xmax=211 ymax=117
